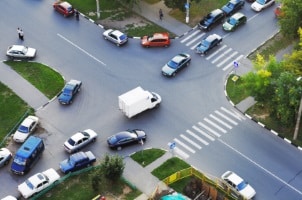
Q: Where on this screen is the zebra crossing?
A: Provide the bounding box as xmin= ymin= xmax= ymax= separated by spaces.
xmin=168 ymin=106 xmax=245 ymax=159
xmin=180 ymin=29 xmax=245 ymax=71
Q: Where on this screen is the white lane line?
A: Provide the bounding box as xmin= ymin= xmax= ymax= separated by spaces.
xmin=173 ymin=147 xmax=190 ymax=159
xmin=206 ymin=45 xmax=227 ymax=60
xmin=210 ymin=114 xmax=233 ymax=129
xmin=186 ymin=130 xmax=209 ymax=145
xmin=219 ymin=139 xmax=302 ymax=196
xmin=193 ymin=125 xmax=215 ymax=141
xmin=215 ymin=110 xmax=238 ymax=125
xmin=174 ymin=138 xmax=195 ymax=153
xmin=181 ymin=30 xmax=201 ymax=43
xmin=180 ymin=134 xmax=202 ymax=149
xmin=217 ymin=51 xmax=238 ymax=67
xmin=186 ymin=33 xmax=205 ymax=46
xmin=211 ymin=48 xmax=232 ymax=64
xmin=204 ymin=118 xmax=227 ymax=133
xmin=221 ymin=107 xmax=245 ymax=121
xmin=57 ymin=33 xmax=106 ymax=66
xmin=198 ymin=122 xmax=221 ymax=137
xmin=223 ymin=54 xmax=244 ymax=71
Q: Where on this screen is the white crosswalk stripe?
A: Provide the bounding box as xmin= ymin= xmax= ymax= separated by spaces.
xmin=210 ymin=114 xmax=233 ymax=129
xmin=174 ymin=138 xmax=195 ymax=153
xmin=206 ymin=45 xmax=227 ymax=60
xmin=180 ymin=134 xmax=202 ymax=149
xmin=222 ymin=54 xmax=245 ymax=71
xmin=186 ymin=33 xmax=205 ymax=46
xmin=173 ymin=147 xmax=190 ymax=159
xmin=198 ymin=122 xmax=221 ymax=137
xmin=215 ymin=110 xmax=238 ymax=125
xmin=211 ymin=48 xmax=232 ymax=64
xmin=220 ymin=107 xmax=245 ymax=121
xmin=192 ymin=125 xmax=215 ymax=141
xmin=204 ymin=117 xmax=227 ymax=133
xmin=181 ymin=30 xmax=201 ymax=43
xmin=186 ymin=130 xmax=209 ymax=145
xmin=216 ymin=51 xmax=238 ymax=67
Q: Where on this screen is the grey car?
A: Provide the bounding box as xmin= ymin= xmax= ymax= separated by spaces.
xmin=0 ymin=148 xmax=12 ymax=167
xmin=103 ymin=29 xmax=128 ymax=46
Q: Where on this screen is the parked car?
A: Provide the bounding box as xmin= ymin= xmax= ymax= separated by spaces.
xmin=274 ymin=4 xmax=283 ymax=18
xmin=195 ymin=34 xmax=222 ymax=55
xmin=59 ymin=151 xmax=96 ymax=174
xmin=223 ymin=12 xmax=247 ymax=32
xmin=53 ymin=1 xmax=74 ymax=17
xmin=103 ymin=29 xmax=128 ymax=46
xmin=221 ymin=171 xmax=256 ymax=199
xmin=221 ymin=0 xmax=245 ymax=16
xmin=13 ymin=115 xmax=39 ymax=143
xmin=107 ymin=129 xmax=146 ymax=150
xmin=162 ymin=53 xmax=191 ymax=77
xmin=0 ymin=148 xmax=12 ymax=167
xmin=18 ymin=168 xmax=60 ymax=199
xmin=6 ymin=45 xmax=36 ymax=59
xmin=251 ymin=0 xmax=275 ymax=12
xmin=58 ymin=79 xmax=82 ymax=105
xmin=1 ymin=196 xmax=17 ymax=200
xmin=64 ymin=129 xmax=98 ymax=153
xmin=198 ymin=9 xmax=225 ymax=31
xmin=141 ymin=32 xmax=170 ymax=47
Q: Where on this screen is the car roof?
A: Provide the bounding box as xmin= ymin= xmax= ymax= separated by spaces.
xmin=70 ymin=132 xmax=85 ymax=142
xmin=10 ymin=45 xmax=25 ymax=51
xmin=70 ymin=151 xmax=87 ymax=160
xmin=153 ymin=32 xmax=169 ymax=39
xmin=232 ymin=12 xmax=245 ymax=19
xmin=224 ymin=171 xmax=244 ymax=185
xmin=68 ymin=79 xmax=80 ymax=85
xmin=205 ymin=34 xmax=219 ymax=42
xmin=28 ymin=173 xmax=46 ymax=187
xmin=60 ymin=1 xmax=72 ymax=8
xmin=230 ymin=0 xmax=241 ymax=4
xmin=111 ymin=30 xmax=124 ymax=37
xmin=21 ymin=117 xmax=36 ymax=127
xmin=210 ymin=9 xmax=224 ymax=16
xmin=172 ymin=55 xmax=186 ymax=63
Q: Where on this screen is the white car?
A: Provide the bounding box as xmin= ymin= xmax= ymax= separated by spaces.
xmin=103 ymin=29 xmax=128 ymax=46
xmin=251 ymin=0 xmax=275 ymax=12
xmin=1 ymin=196 xmax=17 ymax=200
xmin=18 ymin=168 xmax=60 ymax=198
xmin=13 ymin=115 xmax=39 ymax=143
xmin=64 ymin=129 xmax=98 ymax=153
xmin=221 ymin=171 xmax=256 ymax=199
xmin=6 ymin=45 xmax=37 ymax=59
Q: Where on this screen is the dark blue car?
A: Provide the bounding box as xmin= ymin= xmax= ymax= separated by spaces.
xmin=221 ymin=0 xmax=245 ymax=16
xmin=58 ymin=79 xmax=82 ymax=105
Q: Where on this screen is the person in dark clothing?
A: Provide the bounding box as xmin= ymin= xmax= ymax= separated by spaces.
xmin=159 ymin=9 xmax=163 ymax=20
xmin=75 ymin=10 xmax=79 ymax=20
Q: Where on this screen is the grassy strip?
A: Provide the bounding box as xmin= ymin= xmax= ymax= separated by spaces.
xmin=225 ymin=74 xmax=249 ymax=104
xmin=4 ymin=61 xmax=64 ymax=99
xmin=131 ymin=148 xmax=166 ymax=167
xmin=126 ymin=23 xmax=176 ymax=38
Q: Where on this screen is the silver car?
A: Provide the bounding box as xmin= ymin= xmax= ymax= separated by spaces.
xmin=103 ymin=29 xmax=128 ymax=46
xmin=64 ymin=129 xmax=98 ymax=153
xmin=0 ymin=148 xmax=12 ymax=167
xmin=6 ymin=45 xmax=37 ymax=59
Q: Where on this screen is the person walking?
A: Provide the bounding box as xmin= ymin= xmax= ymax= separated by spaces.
xmin=19 ymin=29 xmax=24 ymax=40
xmin=159 ymin=8 xmax=163 ymax=21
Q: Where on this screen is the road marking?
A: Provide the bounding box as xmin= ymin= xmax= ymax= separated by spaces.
xmin=217 ymin=51 xmax=238 ymax=67
xmin=211 ymin=48 xmax=233 ymax=64
xmin=210 ymin=114 xmax=233 ymax=129
xmin=215 ymin=110 xmax=238 ymax=125
xmin=174 ymin=138 xmax=195 ymax=153
xmin=219 ymin=139 xmax=302 ymax=196
xmin=57 ymin=33 xmax=106 ymax=66
xmin=223 ymin=54 xmax=244 ymax=71
xmin=186 ymin=33 xmax=205 ymax=46
xmin=181 ymin=30 xmax=202 ymax=43
xmin=204 ymin=118 xmax=227 ymax=133
xmin=206 ymin=45 xmax=227 ymax=60
xmin=186 ymin=130 xmax=209 ymax=145
xmin=198 ymin=122 xmax=221 ymax=137
xmin=173 ymin=147 xmax=190 ymax=159
xmin=180 ymin=134 xmax=202 ymax=149
xmin=221 ymin=107 xmax=245 ymax=121
xmin=193 ymin=125 xmax=215 ymax=141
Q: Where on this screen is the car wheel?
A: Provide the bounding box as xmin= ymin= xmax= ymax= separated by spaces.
xmin=104 ymin=36 xmax=108 ymax=40
xmin=172 ymin=72 xmax=176 ymax=77
xmin=186 ymin=61 xmax=190 ymax=66
xmin=155 ymin=103 xmax=160 ymax=108
xmin=64 ymin=14 xmax=67 ymax=17
xmin=92 ymin=138 xmax=96 ymax=142
xmin=146 ymin=45 xmax=150 ymax=48
xmin=116 ymin=43 xmax=120 ymax=47
xmin=70 ymin=100 xmax=73 ymax=104
xmin=117 ymin=146 xmax=122 ymax=151
xmin=164 ymin=45 xmax=169 ymax=48
xmin=4 ymin=160 xmax=9 ymax=165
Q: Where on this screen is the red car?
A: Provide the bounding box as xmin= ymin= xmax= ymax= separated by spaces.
xmin=141 ymin=32 xmax=170 ymax=48
xmin=53 ymin=1 xmax=75 ymax=17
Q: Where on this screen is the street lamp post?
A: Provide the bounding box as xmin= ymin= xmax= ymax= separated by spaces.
xmin=293 ymin=77 xmax=302 ymax=140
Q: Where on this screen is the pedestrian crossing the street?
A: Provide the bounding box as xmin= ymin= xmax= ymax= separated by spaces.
xmin=180 ymin=29 xmax=245 ymax=71
xmin=167 ymin=107 xmax=245 ymax=159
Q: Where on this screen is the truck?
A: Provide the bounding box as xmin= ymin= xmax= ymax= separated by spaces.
xmin=118 ymin=86 xmax=162 ymax=118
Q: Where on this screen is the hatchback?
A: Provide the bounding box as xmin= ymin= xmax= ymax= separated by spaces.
xmin=53 ymin=1 xmax=75 ymax=17
xmin=223 ymin=12 xmax=247 ymax=31
xmin=141 ymin=33 xmax=170 ymax=47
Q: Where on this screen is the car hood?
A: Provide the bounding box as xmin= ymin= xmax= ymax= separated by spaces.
xmin=239 ymin=184 xmax=256 ymax=199
xmin=222 ymin=22 xmax=234 ymax=31
xmin=141 ymin=36 xmax=148 ymax=45
xmin=58 ymin=93 xmax=72 ymax=102
xmin=26 ymin=48 xmax=36 ymax=57
xmin=195 ymin=43 xmax=207 ymax=53
xmin=162 ymin=64 xmax=175 ymax=75
xmin=43 ymin=168 xmax=60 ymax=183
xmin=59 ymin=159 xmax=72 ymax=172
xmin=135 ymin=130 xmax=146 ymax=139
xmin=18 ymin=182 xmax=33 ymax=198
xmin=251 ymin=2 xmax=263 ymax=11
xmin=13 ymin=131 xmax=28 ymax=143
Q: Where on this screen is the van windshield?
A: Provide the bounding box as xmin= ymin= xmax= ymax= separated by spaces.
xmin=13 ymin=155 xmax=26 ymax=165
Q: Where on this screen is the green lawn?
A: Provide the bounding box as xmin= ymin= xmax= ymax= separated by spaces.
xmin=131 ymin=148 xmax=166 ymax=167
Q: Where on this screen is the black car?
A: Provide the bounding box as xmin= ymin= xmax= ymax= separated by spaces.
xmin=195 ymin=34 xmax=222 ymax=55
xmin=221 ymin=0 xmax=245 ymax=16
xmin=198 ymin=9 xmax=225 ymax=31
xmin=107 ymin=129 xmax=147 ymax=150
xmin=161 ymin=53 xmax=191 ymax=77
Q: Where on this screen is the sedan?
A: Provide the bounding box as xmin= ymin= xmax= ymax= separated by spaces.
xmin=223 ymin=12 xmax=247 ymax=32
xmin=251 ymin=0 xmax=275 ymax=12
xmin=103 ymin=29 xmax=128 ymax=46
xmin=195 ymin=34 xmax=222 ymax=55
xmin=162 ymin=53 xmax=191 ymax=77
xmin=0 ymin=148 xmax=12 ymax=167
xmin=64 ymin=129 xmax=98 ymax=153
xmin=18 ymin=168 xmax=60 ymax=198
xmin=221 ymin=0 xmax=245 ymax=16
xmin=58 ymin=79 xmax=82 ymax=105
xmin=13 ymin=115 xmax=39 ymax=143
xmin=107 ymin=129 xmax=146 ymax=150
xmin=221 ymin=171 xmax=256 ymax=199
xmin=6 ymin=45 xmax=36 ymax=59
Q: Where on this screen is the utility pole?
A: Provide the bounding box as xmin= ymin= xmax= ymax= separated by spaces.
xmin=96 ymin=0 xmax=100 ymax=19
xmin=185 ymin=0 xmax=190 ymax=23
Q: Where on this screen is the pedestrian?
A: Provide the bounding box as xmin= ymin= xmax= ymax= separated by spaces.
xmin=159 ymin=8 xmax=163 ymax=21
xmin=19 ymin=29 xmax=24 ymax=40
xmin=17 ymin=27 xmax=21 ymax=39
xmin=75 ymin=9 xmax=79 ymax=20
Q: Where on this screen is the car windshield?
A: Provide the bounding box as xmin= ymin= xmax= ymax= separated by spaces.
xmin=67 ymin=6 xmax=73 ymax=12
xmin=21 ymin=47 xmax=28 ymax=54
xmin=201 ymin=40 xmax=210 ymax=47
xmin=119 ymin=34 xmax=127 ymax=40
xmin=237 ymin=181 xmax=248 ymax=191
xmin=68 ymin=157 xmax=76 ymax=166
xmin=62 ymin=87 xmax=72 ymax=96
xmin=13 ymin=155 xmax=26 ymax=165
xmin=228 ymin=17 xmax=237 ymax=25
xmin=257 ymin=0 xmax=266 ymax=5
xmin=67 ymin=138 xmax=76 ymax=146
xmin=226 ymin=3 xmax=235 ymax=9
xmin=18 ymin=125 xmax=29 ymax=133
xmin=167 ymin=60 xmax=178 ymax=69
xmin=25 ymin=180 xmax=34 ymax=190
xmin=109 ymin=135 xmax=118 ymax=144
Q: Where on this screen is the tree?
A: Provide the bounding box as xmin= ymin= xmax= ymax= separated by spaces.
xmin=101 ymin=154 xmax=125 ymax=182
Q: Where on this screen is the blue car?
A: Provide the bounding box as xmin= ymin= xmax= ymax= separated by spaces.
xmin=58 ymin=79 xmax=82 ymax=105
xmin=221 ymin=0 xmax=245 ymax=16
xmin=59 ymin=151 xmax=96 ymax=174
xmin=195 ymin=34 xmax=222 ymax=55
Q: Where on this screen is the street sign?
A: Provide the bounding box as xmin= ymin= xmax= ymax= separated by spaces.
xmin=233 ymin=61 xmax=239 ymax=68
xmin=184 ymin=3 xmax=190 ymax=9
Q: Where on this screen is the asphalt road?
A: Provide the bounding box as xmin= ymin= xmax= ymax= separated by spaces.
xmin=0 ymin=1 xmax=302 ymax=199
